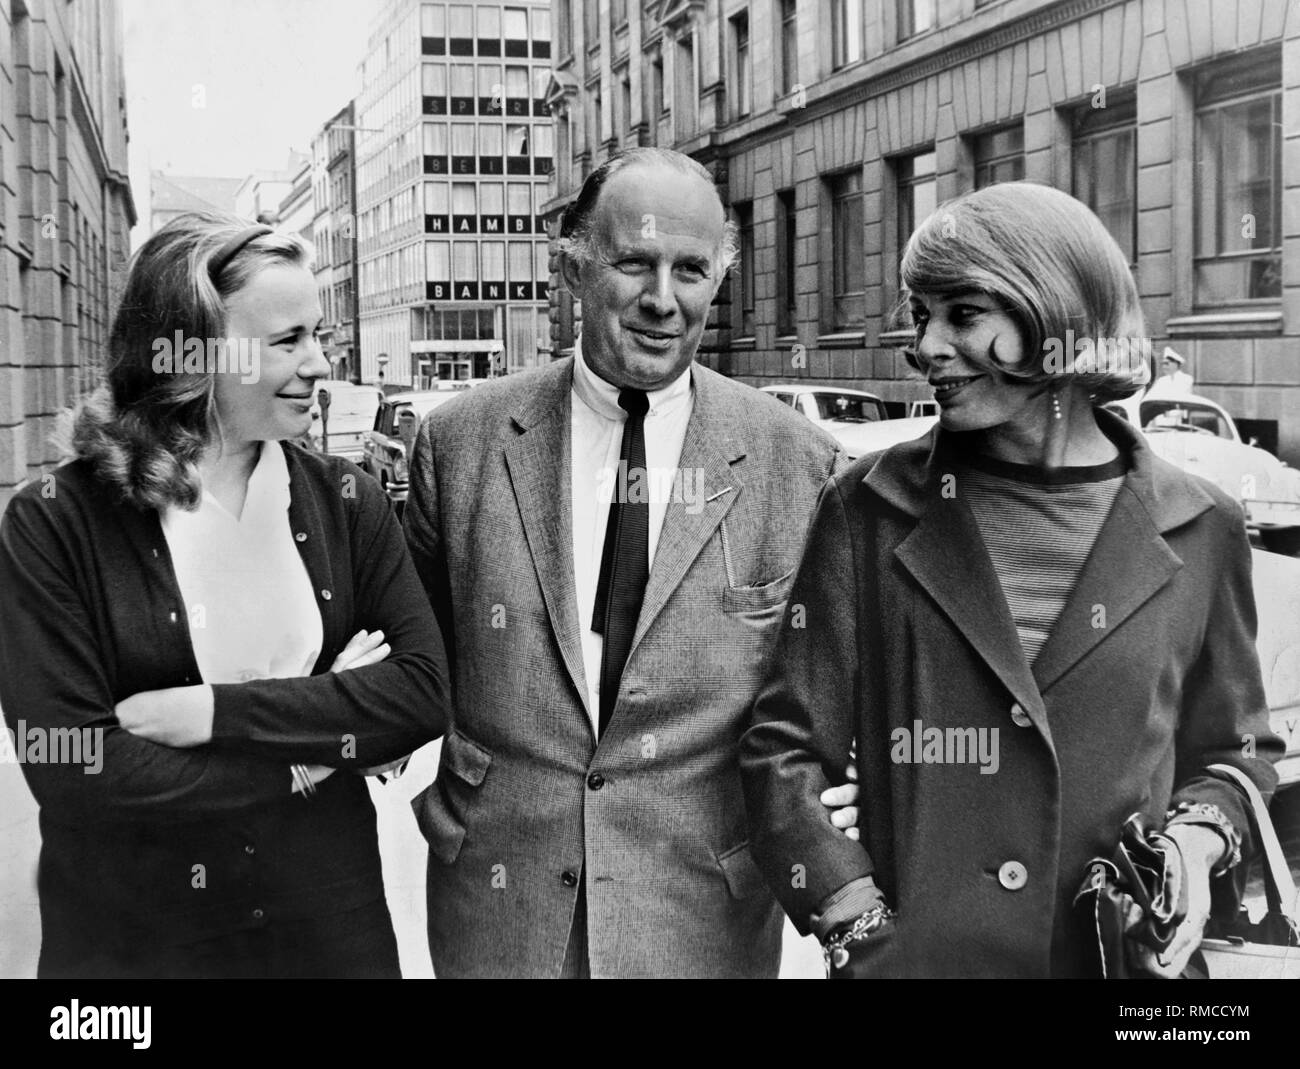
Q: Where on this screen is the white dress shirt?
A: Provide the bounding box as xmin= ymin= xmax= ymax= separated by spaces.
xmin=161 ymin=441 xmax=323 ymax=685
xmin=570 ymin=337 xmax=694 ymax=734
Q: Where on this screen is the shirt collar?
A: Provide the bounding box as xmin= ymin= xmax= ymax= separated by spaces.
xmin=572 ymin=333 xmax=693 ymax=421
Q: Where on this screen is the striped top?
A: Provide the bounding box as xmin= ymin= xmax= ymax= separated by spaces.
xmin=960 ymin=452 xmax=1127 ymax=664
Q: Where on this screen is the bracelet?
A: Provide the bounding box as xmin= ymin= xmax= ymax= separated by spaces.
xmin=1164 ymin=801 xmax=1241 ymax=876
xmin=822 ymin=902 xmax=897 ymax=972
xmin=291 ymin=764 xmax=317 ymax=798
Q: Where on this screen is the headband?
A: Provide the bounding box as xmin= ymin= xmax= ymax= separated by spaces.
xmin=208 ymin=224 xmax=275 ymax=281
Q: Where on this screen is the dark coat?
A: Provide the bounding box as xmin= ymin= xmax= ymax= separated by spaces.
xmin=0 ymin=443 xmax=450 ymax=976
xmin=740 ymin=409 xmax=1282 ymax=978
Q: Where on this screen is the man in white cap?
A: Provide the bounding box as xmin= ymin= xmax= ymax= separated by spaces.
xmin=1147 ymin=347 xmax=1194 ymax=398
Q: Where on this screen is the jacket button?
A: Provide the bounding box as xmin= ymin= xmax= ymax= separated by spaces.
xmin=169 ymin=611 xmax=178 ymax=623
xmin=1009 ymin=702 xmax=1032 ymax=728
xmin=587 ymin=772 xmax=605 ymax=790
xmin=561 ymin=870 xmax=579 ymax=887
xmin=244 ymin=844 xmax=256 ymax=856
xmin=320 ymin=589 xmax=332 ymax=600
xmin=998 ymin=861 xmax=1028 ymax=891
xmin=295 ymin=532 xmax=307 ymax=542
xmin=251 ymin=907 xmax=265 ymax=920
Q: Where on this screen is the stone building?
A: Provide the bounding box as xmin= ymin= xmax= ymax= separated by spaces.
xmin=0 ymin=0 xmax=135 ymax=507
xmin=547 ymin=0 xmax=1300 ymax=463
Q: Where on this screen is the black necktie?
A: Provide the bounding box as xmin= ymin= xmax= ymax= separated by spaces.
xmin=592 ymin=388 xmax=650 ymax=735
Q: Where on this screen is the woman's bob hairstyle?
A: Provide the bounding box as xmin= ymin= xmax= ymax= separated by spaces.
xmin=70 ymin=211 xmax=312 ymax=512
xmin=900 ymin=182 xmax=1149 ymax=404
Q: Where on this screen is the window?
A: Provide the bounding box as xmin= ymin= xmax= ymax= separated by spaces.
xmin=479 ymin=64 xmax=503 ymax=113
xmin=477 ymin=5 xmax=501 ymax=55
xmin=897 ymin=149 xmax=936 ymax=247
xmin=506 ymin=66 xmax=530 ymax=115
xmin=453 ymin=241 xmax=478 ymax=280
xmin=531 ymin=8 xmax=551 ymax=58
xmin=832 ymin=0 xmax=862 ymax=70
xmin=652 ymin=55 xmax=666 ymax=120
xmin=897 ymin=0 xmax=936 ymax=40
xmin=448 ymin=4 xmax=473 ymax=54
xmin=584 ymin=0 xmax=597 ymax=44
xmin=620 ymin=72 xmax=632 ymax=145
xmin=735 ymin=202 xmax=755 ymax=336
xmin=1194 ymin=53 xmax=1282 ymax=305
xmin=777 ymin=190 xmax=797 ymax=335
xmin=1072 ymin=96 xmax=1137 ymax=264
xmin=829 ymin=171 xmax=865 ymax=330
xmin=612 ymin=0 xmax=628 ymax=28
xmin=676 ymin=33 xmax=697 ymax=138
xmin=973 ymin=125 xmax=1024 ymax=188
xmin=504 ymin=6 xmax=529 ymax=57
xmin=730 ymin=12 xmax=751 ymax=120
xmin=779 ymin=0 xmax=798 ymax=96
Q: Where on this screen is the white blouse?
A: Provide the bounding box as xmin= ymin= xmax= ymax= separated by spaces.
xmin=162 ymin=442 xmax=323 ymax=685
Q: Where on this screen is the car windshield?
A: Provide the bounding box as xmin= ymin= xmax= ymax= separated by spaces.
xmin=1139 ymin=401 xmax=1231 ymax=439
xmin=812 ymin=393 xmax=884 ymax=422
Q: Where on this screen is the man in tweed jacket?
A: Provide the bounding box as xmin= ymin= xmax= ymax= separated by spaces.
xmin=403 ymin=148 xmax=841 ymax=977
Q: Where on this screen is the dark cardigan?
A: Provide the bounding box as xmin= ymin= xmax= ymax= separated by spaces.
xmin=0 ymin=442 xmax=451 ymax=977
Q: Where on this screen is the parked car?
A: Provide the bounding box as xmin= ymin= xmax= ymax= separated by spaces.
xmin=363 ymin=387 xmax=471 ymax=513
xmin=760 ymin=384 xmax=936 ymax=459
xmin=1106 ymin=394 xmax=1300 ymax=555
xmin=306 ymin=381 xmax=383 ymax=465
xmin=1251 ymin=548 xmax=1300 ymax=789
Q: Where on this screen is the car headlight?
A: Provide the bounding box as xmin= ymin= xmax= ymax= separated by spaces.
xmin=393 ymin=451 xmax=408 ymax=483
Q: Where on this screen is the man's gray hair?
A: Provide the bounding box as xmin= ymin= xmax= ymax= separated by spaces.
xmin=554 ymin=147 xmax=739 ymax=276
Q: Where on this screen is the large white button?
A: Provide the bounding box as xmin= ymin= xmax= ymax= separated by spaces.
xmin=998 ymin=861 xmax=1028 ymax=891
xmin=1010 ymin=702 xmax=1032 ymax=728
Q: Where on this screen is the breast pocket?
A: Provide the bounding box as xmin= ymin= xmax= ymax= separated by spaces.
xmin=721 ymin=569 xmax=795 ymax=627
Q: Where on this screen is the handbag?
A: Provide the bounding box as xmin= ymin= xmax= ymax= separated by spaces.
xmin=1194 ymin=763 xmax=1299 ymax=979
xmin=1074 ymin=763 xmax=1299 ymax=979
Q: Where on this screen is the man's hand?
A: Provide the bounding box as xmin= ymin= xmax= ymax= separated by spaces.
xmin=293 ymin=764 xmax=337 ymax=794
xmin=1129 ymin=824 xmax=1222 ymax=978
xmin=820 ymin=760 xmax=860 ymax=841
xmin=115 ymin=685 xmax=215 ymax=747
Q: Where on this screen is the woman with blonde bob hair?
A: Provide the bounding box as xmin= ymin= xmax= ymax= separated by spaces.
xmin=0 ymin=211 xmax=451 ymax=977
xmin=743 ymin=181 xmax=1281 ymax=978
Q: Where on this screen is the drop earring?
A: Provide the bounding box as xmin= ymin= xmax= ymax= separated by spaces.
xmin=1051 ymin=391 xmax=1063 ymax=420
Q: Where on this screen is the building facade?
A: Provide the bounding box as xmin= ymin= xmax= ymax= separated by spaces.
xmin=548 ymin=0 xmax=1300 ymax=464
xmin=147 ymin=172 xmax=242 ymax=239
xmin=310 ymin=101 xmax=360 ymax=383
xmin=0 ymin=0 xmax=135 ymax=507
xmin=355 ymin=0 xmax=555 ymax=388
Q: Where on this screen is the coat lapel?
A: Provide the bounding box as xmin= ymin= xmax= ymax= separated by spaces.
xmin=502 ymin=361 xmax=592 ymax=723
xmin=894 ymin=494 xmax=1052 ymax=739
xmin=632 ymin=365 xmax=742 ymax=650
xmin=1030 ymin=412 xmax=1215 ymax=692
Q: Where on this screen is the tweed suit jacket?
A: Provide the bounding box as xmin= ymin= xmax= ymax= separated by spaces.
xmin=404 ymin=356 xmax=842 ymax=977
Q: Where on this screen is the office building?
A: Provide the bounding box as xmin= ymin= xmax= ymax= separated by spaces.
xmin=548 ymin=0 xmax=1300 ymax=463
xmin=355 ymin=0 xmax=555 ymax=387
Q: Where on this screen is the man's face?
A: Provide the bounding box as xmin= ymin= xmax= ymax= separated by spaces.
xmin=563 ymin=163 xmax=726 ymax=391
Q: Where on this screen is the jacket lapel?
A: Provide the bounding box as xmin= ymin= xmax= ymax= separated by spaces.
xmin=502 ymin=360 xmax=592 ymax=722
xmin=893 ymin=492 xmax=1052 ymax=739
xmin=632 ymin=365 xmax=742 ymax=650
xmin=869 ymin=430 xmax=1057 ymax=734
xmin=1030 ymin=411 xmax=1215 ymax=692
